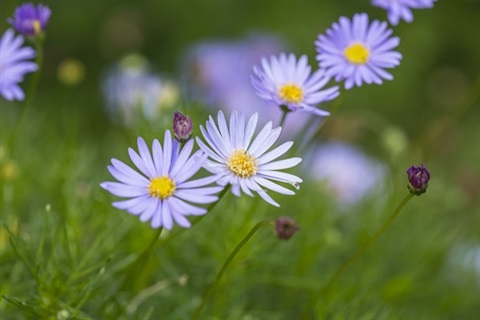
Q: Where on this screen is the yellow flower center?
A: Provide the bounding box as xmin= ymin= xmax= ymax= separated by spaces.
xmin=279 ymin=84 xmax=304 ymax=104
xmin=344 ymin=43 xmax=370 ymax=65
xmin=33 ymin=20 xmax=42 ymax=35
xmin=226 ymin=149 xmax=258 ymax=178
xmin=148 ymin=176 xmax=175 ymax=199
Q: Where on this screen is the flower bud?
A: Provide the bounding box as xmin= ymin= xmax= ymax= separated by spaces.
xmin=8 ymin=3 xmax=51 ymax=37
xmin=407 ymin=164 xmax=430 ymax=195
xmin=275 ymin=216 xmax=299 ymax=240
xmin=173 ymin=111 xmax=193 ymax=141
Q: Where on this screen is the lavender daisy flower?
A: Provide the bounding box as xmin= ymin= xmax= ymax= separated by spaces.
xmin=372 ymin=0 xmax=436 ymax=26
xmin=251 ymin=53 xmax=339 ymax=116
xmin=8 ymin=2 xmax=52 ymax=37
xmin=0 ymin=29 xmax=37 ymax=101
xmin=197 ymin=110 xmax=302 ymax=207
xmin=101 ymin=130 xmax=223 ymax=230
xmin=315 ymin=13 xmax=402 ymax=90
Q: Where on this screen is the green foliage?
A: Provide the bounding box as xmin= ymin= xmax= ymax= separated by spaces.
xmin=1 ymin=0 xmax=479 ymax=319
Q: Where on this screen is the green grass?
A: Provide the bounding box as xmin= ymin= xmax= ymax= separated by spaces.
xmin=1 ymin=0 xmax=479 ymax=319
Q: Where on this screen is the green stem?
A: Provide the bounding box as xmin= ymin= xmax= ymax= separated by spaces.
xmin=7 ymin=40 xmax=44 ymax=152
xmin=301 ymin=193 xmax=414 ymax=319
xmin=192 ymin=220 xmax=274 ymax=320
xmin=279 ymin=108 xmax=290 ymax=127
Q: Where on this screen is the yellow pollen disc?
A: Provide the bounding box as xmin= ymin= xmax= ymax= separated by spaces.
xmin=279 ymin=84 xmax=304 ymax=104
xmin=33 ymin=20 xmax=42 ymax=35
xmin=344 ymin=43 xmax=370 ymax=65
xmin=226 ymin=149 xmax=258 ymax=178
xmin=148 ymin=176 xmax=175 ymax=199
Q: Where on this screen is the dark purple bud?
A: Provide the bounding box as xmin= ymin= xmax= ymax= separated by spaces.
xmin=173 ymin=111 xmax=193 ymax=141
xmin=275 ymin=216 xmax=299 ymax=240
xmin=8 ymin=3 xmax=51 ymax=37
xmin=407 ymin=164 xmax=430 ymax=196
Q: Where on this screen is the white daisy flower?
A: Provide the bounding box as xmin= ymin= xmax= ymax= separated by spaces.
xmin=196 ymin=110 xmax=303 ymax=207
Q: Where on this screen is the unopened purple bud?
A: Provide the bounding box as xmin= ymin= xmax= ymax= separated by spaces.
xmin=173 ymin=111 xmax=193 ymax=141
xmin=407 ymin=164 xmax=430 ymax=195
xmin=275 ymin=216 xmax=299 ymax=240
xmin=8 ymin=3 xmax=51 ymax=37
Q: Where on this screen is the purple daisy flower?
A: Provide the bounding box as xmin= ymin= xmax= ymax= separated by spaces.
xmin=372 ymin=0 xmax=436 ymax=26
xmin=8 ymin=2 xmax=51 ymax=37
xmin=251 ymin=52 xmax=339 ymax=117
xmin=197 ymin=110 xmax=303 ymax=207
xmin=0 ymin=29 xmax=37 ymax=101
xmin=315 ymin=13 xmax=402 ymax=89
xmin=101 ymin=130 xmax=223 ymax=230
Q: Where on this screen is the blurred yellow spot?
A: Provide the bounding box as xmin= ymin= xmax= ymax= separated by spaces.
xmin=57 ymin=58 xmax=86 ymax=86
xmin=33 ymin=20 xmax=42 ymax=35
xmin=344 ymin=43 xmax=370 ymax=65
xmin=279 ymin=84 xmax=304 ymax=104
xmin=158 ymin=81 xmax=180 ymax=110
xmin=1 ymin=160 xmax=19 ymax=181
xmin=227 ymin=149 xmax=258 ymax=178
xmin=149 ymin=176 xmax=175 ymax=199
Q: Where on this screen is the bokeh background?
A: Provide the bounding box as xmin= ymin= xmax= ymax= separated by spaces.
xmin=0 ymin=0 xmax=479 ymax=319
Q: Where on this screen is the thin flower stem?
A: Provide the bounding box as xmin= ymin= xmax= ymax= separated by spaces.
xmin=301 ymin=193 xmax=414 ymax=319
xmin=192 ymin=220 xmax=274 ymax=320
xmin=7 ymin=40 xmax=44 ymax=152
xmin=279 ymin=109 xmax=289 ymax=127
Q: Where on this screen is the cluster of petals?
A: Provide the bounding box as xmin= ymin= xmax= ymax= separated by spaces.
xmin=0 ymin=29 xmax=37 ymax=101
xmin=251 ymin=53 xmax=339 ymax=116
xmin=372 ymin=0 xmax=436 ymax=26
xmin=101 ymin=131 xmax=222 ymax=230
xmin=8 ymin=2 xmax=51 ymax=36
xmin=196 ymin=111 xmax=303 ymax=207
xmin=315 ymin=13 xmax=402 ymax=89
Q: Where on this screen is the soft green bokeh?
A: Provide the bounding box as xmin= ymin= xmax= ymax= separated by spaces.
xmin=0 ymin=0 xmax=479 ymax=319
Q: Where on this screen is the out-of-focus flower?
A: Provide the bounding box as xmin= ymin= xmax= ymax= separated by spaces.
xmin=173 ymin=111 xmax=193 ymax=141
xmin=251 ymin=52 xmax=339 ymax=117
xmin=304 ymin=142 xmax=387 ymax=205
xmin=406 ymin=164 xmax=430 ymax=195
xmin=372 ymin=0 xmax=436 ymax=26
xmin=315 ymin=13 xmax=402 ymax=89
xmin=57 ymin=58 xmax=86 ymax=86
xmin=102 ymin=53 xmax=179 ymax=126
xmin=182 ymin=34 xmax=315 ymax=138
xmin=8 ymin=3 xmax=51 ymax=37
xmin=275 ymin=216 xmax=299 ymax=240
xmin=197 ymin=111 xmax=302 ymax=207
xmin=101 ymin=131 xmax=222 ymax=230
xmin=0 ymin=29 xmax=37 ymax=101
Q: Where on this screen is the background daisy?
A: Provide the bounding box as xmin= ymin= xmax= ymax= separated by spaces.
xmin=315 ymin=13 xmax=402 ymax=89
xmin=101 ymin=130 xmax=222 ymax=230
xmin=372 ymin=0 xmax=436 ymax=26
xmin=0 ymin=29 xmax=37 ymax=101
xmin=251 ymin=52 xmax=339 ymax=117
xmin=196 ymin=110 xmax=302 ymax=207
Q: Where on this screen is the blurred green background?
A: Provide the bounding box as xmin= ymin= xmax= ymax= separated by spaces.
xmin=0 ymin=0 xmax=479 ymax=319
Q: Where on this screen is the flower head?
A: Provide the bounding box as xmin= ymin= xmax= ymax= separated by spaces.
xmin=251 ymin=53 xmax=339 ymax=117
xmin=196 ymin=111 xmax=303 ymax=207
xmin=101 ymin=130 xmax=223 ymax=230
xmin=8 ymin=3 xmax=51 ymax=37
xmin=173 ymin=111 xmax=193 ymax=141
xmin=315 ymin=13 xmax=402 ymax=89
xmin=372 ymin=0 xmax=436 ymax=26
xmin=0 ymin=29 xmax=37 ymax=101
xmin=275 ymin=216 xmax=299 ymax=240
xmin=303 ymin=142 xmax=387 ymax=206
xmin=102 ymin=54 xmax=179 ymax=126
xmin=406 ymin=163 xmax=430 ymax=195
